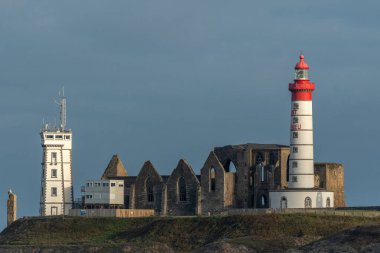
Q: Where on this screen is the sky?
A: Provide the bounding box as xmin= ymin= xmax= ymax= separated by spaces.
xmin=0 ymin=0 xmax=379 ymax=229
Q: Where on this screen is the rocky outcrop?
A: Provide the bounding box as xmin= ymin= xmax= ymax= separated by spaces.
xmin=192 ymin=241 xmax=256 ymax=253
xmin=0 ymin=243 xmax=174 ymax=253
xmin=289 ymin=224 xmax=380 ymax=253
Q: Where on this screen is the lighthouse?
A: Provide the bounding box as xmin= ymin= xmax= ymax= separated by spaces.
xmin=269 ymin=54 xmax=334 ymax=208
xmin=288 ymin=54 xmax=315 ymax=189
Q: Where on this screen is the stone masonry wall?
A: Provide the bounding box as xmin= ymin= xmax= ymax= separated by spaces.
xmin=201 ymin=152 xmax=226 ymax=214
xmin=134 ymin=161 xmax=164 ymax=214
xmin=314 ymin=163 xmax=345 ymax=207
xmin=166 ymin=160 xmax=200 ymax=216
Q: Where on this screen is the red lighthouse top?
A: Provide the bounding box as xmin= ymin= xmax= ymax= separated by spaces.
xmin=289 ymin=54 xmax=315 ymax=101
xmin=295 ymin=54 xmax=309 ymax=70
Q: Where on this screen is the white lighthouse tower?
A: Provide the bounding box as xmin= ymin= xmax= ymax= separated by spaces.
xmin=288 ymin=54 xmax=315 ymax=188
xmin=40 ymin=90 xmax=73 ymax=216
xmin=270 ymin=54 xmax=334 ymax=208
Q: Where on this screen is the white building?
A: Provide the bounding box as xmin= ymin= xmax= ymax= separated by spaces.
xmin=84 ymin=179 xmax=124 ymax=208
xmin=40 ymin=91 xmax=73 ymax=216
xmin=270 ymin=54 xmax=334 ymax=209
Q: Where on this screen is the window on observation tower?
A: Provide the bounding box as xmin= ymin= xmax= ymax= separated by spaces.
xmin=292 ymin=176 xmax=298 ymax=182
xmin=293 ymin=132 xmax=298 ymax=138
xmin=293 ymin=117 xmax=299 ymax=123
xmin=293 ymin=103 xmax=299 ymax=109
xmin=51 ymin=152 xmax=57 ymax=164
xmin=292 ymin=161 xmax=298 ymax=168
xmin=51 ymin=187 xmax=57 ymax=197
xmin=292 ymin=147 xmax=298 ymax=153
xmin=51 ymin=169 xmax=57 ymax=178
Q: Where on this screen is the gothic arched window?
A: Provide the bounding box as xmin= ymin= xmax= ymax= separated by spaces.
xmin=146 ymin=177 xmax=154 ymax=203
xmin=305 ymin=197 xmax=312 ymax=208
xmin=256 ymin=153 xmax=264 ymax=165
xmin=261 ymin=195 xmax=267 ymax=207
xmin=210 ymin=168 xmax=216 ymax=192
xmin=179 ymin=177 xmax=187 ymax=202
xmin=269 ymin=153 xmax=276 ymax=166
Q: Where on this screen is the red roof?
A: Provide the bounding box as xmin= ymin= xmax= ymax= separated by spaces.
xmin=295 ymin=54 xmax=309 ymax=70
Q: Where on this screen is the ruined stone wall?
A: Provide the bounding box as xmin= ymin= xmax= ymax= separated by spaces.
xmin=280 ymin=149 xmax=290 ymax=188
xmin=102 ymin=145 xmax=344 ymax=215
xmin=201 ymin=152 xmax=226 ymax=214
xmin=325 ymin=163 xmax=345 ymax=207
xmin=314 ymin=163 xmax=345 ymax=207
xmin=128 ymin=184 xmax=136 ymax=209
xmin=214 ymin=145 xmax=247 ymax=208
xmin=314 ymin=165 xmax=326 ymax=189
xmin=224 ymin=172 xmax=235 ymax=208
xmin=213 ymin=145 xmax=290 ymax=209
xmin=134 ymin=161 xmax=164 ymax=214
xmin=166 ymin=160 xmax=200 ymax=216
xmin=250 ymin=149 xmax=287 ymax=208
xmin=214 ymin=145 xmax=251 ymax=208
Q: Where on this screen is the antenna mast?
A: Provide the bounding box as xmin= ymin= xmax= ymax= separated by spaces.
xmin=60 ymin=87 xmax=66 ymax=130
xmin=58 ymin=87 xmax=66 ymax=130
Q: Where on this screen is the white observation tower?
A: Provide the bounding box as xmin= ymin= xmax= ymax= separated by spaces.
xmin=40 ymin=89 xmax=73 ymax=216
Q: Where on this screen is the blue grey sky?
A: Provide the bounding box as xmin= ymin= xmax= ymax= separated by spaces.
xmin=0 ymin=1 xmax=379 ymax=228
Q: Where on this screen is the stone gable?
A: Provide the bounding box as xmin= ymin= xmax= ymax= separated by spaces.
xmin=101 ymin=154 xmax=128 ymax=179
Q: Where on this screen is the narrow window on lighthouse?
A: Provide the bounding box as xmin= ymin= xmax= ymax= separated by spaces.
xmin=292 ymin=147 xmax=298 ymax=153
xmin=292 ymin=161 xmax=298 ymax=168
xmin=293 ymin=132 xmax=298 ymax=138
xmin=292 ymin=176 xmax=298 ymax=182
xmin=293 ymin=117 xmax=299 ymax=123
xmin=293 ymin=103 xmax=299 ymax=109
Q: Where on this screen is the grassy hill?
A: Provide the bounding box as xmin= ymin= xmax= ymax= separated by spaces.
xmin=1 ymin=214 xmax=380 ymax=252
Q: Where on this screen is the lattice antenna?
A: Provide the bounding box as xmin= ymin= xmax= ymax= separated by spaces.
xmin=54 ymin=87 xmax=67 ymax=130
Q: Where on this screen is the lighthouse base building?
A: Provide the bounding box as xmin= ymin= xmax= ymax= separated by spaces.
xmin=270 ymin=190 xmax=334 ymax=209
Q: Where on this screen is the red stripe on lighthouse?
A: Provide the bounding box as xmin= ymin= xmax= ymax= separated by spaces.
xmin=292 ymin=92 xmax=312 ymax=101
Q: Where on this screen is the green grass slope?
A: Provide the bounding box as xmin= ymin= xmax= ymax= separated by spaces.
xmin=1 ymin=214 xmax=380 ymax=252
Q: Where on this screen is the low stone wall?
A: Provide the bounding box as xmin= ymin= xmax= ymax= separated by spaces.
xmin=69 ymin=209 xmax=154 ymax=218
xmin=219 ymin=208 xmax=380 ymax=218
